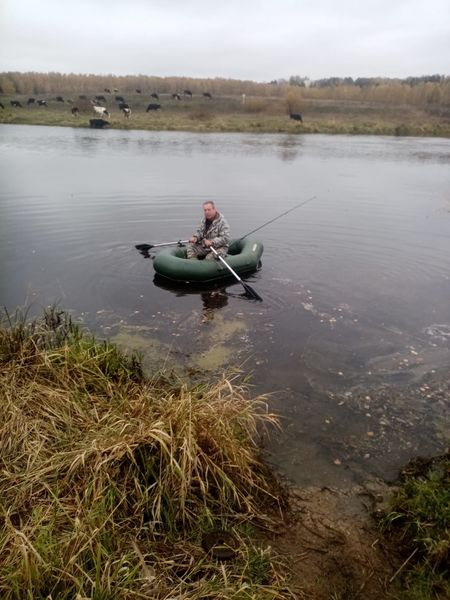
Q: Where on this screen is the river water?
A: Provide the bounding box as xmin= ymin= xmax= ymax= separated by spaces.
xmin=1 ymin=124 xmax=449 ymax=485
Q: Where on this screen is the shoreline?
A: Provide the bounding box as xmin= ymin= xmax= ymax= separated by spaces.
xmin=1 ymin=307 xmax=448 ymax=598
xmin=1 ymin=95 xmax=449 ymax=138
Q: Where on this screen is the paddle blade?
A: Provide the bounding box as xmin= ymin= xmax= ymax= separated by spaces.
xmin=243 ymin=283 xmax=263 ymax=301
xmin=135 ymin=243 xmax=153 ymax=251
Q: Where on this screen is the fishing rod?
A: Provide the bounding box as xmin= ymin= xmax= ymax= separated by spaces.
xmin=239 ymin=195 xmax=317 ymax=240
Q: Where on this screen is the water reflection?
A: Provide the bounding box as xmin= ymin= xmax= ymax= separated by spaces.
xmin=276 ymin=135 xmax=304 ymax=162
xmin=201 ymin=289 xmax=228 ymax=322
xmin=153 ymin=275 xmax=230 ymax=322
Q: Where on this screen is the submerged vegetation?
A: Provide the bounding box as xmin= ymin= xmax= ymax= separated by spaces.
xmin=0 ymin=307 xmax=295 ymax=599
xmin=382 ymin=453 xmax=450 ymax=599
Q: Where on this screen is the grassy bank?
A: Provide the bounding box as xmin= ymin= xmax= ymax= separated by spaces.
xmin=0 ymin=307 xmax=296 ymax=599
xmin=382 ymin=453 xmax=450 ymax=599
xmin=1 ymin=93 xmax=449 ymax=137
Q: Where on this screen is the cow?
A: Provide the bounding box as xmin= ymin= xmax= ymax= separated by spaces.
xmin=172 ymin=93 xmax=181 ymax=100
xmin=113 ymin=88 xmax=119 ymax=93
xmin=71 ymin=107 xmax=79 ymax=116
xmin=37 ymin=100 xmax=48 ymax=106
xmin=93 ymin=106 xmax=109 ymax=118
xmin=118 ymin=102 xmax=130 ymax=110
xmin=56 ymin=96 xmax=64 ymax=102
xmin=104 ymin=88 xmax=112 ymax=94
xmin=115 ymin=95 xmax=125 ymax=102
xmin=203 ymin=92 xmax=212 ymax=99
xmin=183 ymin=89 xmax=192 ymax=97
xmin=27 ymin=98 xmax=36 ymax=104
xmin=11 ymin=100 xmax=23 ymax=107
xmin=122 ymin=107 xmax=131 ymax=118
xmin=95 ymin=95 xmax=106 ymax=102
xmin=150 ymin=92 xmax=159 ymax=100
xmin=135 ymin=88 xmax=142 ymax=94
xmin=290 ymin=113 xmax=303 ymax=122
xmin=146 ymin=103 xmax=161 ymax=111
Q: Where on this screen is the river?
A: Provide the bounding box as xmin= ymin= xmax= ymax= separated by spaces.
xmin=1 ymin=124 xmax=449 ymax=485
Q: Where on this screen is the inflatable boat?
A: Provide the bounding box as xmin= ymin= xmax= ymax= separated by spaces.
xmin=153 ymin=238 xmax=263 ymax=283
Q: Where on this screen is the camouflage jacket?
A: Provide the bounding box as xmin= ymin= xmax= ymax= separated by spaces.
xmin=194 ymin=212 xmax=230 ymax=249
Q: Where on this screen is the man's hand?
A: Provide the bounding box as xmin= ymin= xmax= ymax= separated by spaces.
xmin=190 ymin=236 xmax=198 ymax=244
xmin=203 ymin=239 xmax=213 ymax=247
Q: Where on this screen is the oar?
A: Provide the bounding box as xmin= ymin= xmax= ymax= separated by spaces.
xmin=210 ymin=246 xmax=262 ymax=301
xmin=135 ymin=240 xmax=189 ymax=252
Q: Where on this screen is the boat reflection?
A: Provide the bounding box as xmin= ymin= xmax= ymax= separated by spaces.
xmin=153 ymin=275 xmax=240 ymax=321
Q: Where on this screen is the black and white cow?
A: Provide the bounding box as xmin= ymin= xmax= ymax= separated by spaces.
xmin=37 ymin=100 xmax=48 ymax=106
xmin=11 ymin=100 xmax=23 ymax=107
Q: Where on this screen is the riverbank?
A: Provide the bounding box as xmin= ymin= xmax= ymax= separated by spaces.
xmin=0 ymin=307 xmax=448 ymax=599
xmin=1 ymin=94 xmax=449 ymax=137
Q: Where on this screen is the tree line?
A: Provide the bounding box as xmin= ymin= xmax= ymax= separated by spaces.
xmin=1 ymin=71 xmax=449 ymax=108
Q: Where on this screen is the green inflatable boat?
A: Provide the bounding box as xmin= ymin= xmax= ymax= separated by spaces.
xmin=153 ymin=238 xmax=263 ymax=283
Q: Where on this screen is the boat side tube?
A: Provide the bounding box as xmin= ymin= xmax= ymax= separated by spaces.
xmin=153 ymin=238 xmax=263 ymax=283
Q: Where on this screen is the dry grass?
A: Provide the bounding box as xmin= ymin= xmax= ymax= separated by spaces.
xmin=0 ymin=307 xmax=296 ymax=599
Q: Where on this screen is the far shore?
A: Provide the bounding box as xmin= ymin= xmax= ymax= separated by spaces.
xmin=1 ymin=93 xmax=449 ymax=137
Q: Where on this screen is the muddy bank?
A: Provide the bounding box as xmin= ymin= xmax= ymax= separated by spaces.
xmin=269 ymin=481 xmax=402 ymax=599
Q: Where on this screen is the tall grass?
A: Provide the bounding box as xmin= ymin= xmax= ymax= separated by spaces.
xmin=0 ymin=307 xmax=296 ymax=599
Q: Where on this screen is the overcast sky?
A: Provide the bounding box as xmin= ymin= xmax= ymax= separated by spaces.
xmin=1 ymin=0 xmax=449 ymax=81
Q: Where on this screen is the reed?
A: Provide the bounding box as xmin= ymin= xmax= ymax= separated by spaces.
xmin=0 ymin=306 xmax=296 ymax=599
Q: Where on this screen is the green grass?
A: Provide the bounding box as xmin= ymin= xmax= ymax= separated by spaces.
xmin=382 ymin=453 xmax=450 ymax=599
xmin=1 ymin=93 xmax=449 ymax=137
xmin=0 ymin=306 xmax=298 ymax=599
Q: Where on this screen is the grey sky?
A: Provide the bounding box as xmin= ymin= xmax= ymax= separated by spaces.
xmin=1 ymin=0 xmax=449 ymax=81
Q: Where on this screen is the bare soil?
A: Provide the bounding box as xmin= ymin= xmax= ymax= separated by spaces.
xmin=268 ymin=481 xmax=403 ymax=599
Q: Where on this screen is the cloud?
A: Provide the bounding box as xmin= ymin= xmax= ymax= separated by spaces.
xmin=1 ymin=0 xmax=449 ymax=79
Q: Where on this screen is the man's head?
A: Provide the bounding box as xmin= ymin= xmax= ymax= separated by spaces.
xmin=203 ymin=201 xmax=217 ymax=220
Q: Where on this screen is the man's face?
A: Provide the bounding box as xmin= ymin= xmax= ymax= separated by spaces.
xmin=203 ymin=203 xmax=217 ymax=220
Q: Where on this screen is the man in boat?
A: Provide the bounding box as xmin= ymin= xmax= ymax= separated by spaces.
xmin=187 ymin=201 xmax=230 ymax=260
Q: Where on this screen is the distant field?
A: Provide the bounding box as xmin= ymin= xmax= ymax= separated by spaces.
xmin=1 ymin=92 xmax=449 ymax=137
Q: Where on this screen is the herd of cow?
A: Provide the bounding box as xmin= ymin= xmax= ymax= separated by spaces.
xmin=1 ymin=89 xmax=214 ymax=119
xmin=1 ymin=88 xmax=303 ymax=123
